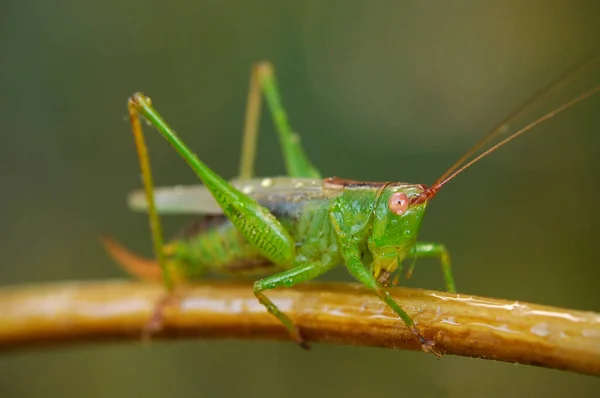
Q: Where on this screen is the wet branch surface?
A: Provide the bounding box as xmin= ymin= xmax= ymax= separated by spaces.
xmin=0 ymin=280 xmax=599 ymax=376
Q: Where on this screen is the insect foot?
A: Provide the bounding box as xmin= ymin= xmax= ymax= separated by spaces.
xmin=410 ymin=325 xmax=442 ymax=358
xmin=285 ymin=322 xmax=311 ymax=351
xmin=298 ymin=339 xmax=311 ymax=351
xmin=142 ymin=292 xmax=182 ymax=342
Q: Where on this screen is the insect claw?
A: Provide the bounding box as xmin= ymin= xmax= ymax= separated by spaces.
xmin=299 ymin=340 xmax=311 ymax=351
xmin=291 ymin=330 xmax=311 ymax=350
xmin=142 ymin=292 xmax=182 ymax=342
xmin=421 ymin=340 xmax=443 ymax=359
xmin=410 ymin=325 xmax=442 ymax=358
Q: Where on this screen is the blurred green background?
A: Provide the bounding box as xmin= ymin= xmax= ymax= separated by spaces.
xmin=1 ymin=0 xmax=600 ymax=396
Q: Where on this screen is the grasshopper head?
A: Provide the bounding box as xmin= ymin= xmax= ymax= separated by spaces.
xmin=368 ymin=183 xmax=429 ymax=283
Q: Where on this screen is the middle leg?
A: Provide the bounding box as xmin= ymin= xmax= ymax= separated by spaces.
xmin=254 ymin=259 xmax=336 ymax=349
xmin=341 ymin=245 xmax=440 ymax=355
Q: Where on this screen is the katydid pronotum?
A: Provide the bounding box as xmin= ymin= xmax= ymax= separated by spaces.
xmin=103 ymin=57 xmax=600 ymax=355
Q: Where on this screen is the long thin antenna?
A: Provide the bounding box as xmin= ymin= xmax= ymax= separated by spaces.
xmin=412 ymin=84 xmax=600 ymax=204
xmin=435 ymin=53 xmax=600 ymax=185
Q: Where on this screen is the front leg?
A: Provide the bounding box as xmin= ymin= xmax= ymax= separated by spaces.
xmin=406 ymin=242 xmax=456 ymax=293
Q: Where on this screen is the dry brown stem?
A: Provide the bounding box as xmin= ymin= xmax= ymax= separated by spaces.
xmin=0 ymin=280 xmax=598 ymax=376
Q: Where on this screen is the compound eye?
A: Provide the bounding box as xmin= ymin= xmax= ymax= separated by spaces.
xmin=388 ymin=192 xmax=409 ymax=215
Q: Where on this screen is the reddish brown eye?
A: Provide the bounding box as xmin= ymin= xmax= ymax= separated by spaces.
xmin=388 ymin=192 xmax=409 ymax=215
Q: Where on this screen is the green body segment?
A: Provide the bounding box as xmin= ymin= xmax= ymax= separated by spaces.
xmin=170 ymin=190 xmax=338 ymax=279
xmin=122 ymin=62 xmax=455 ymax=352
xmin=167 ymin=179 xmax=431 ymax=292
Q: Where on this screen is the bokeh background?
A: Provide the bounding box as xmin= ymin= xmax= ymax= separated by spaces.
xmin=1 ymin=1 xmax=600 ymax=396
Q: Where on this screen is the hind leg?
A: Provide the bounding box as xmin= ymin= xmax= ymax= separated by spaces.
xmin=238 ymin=62 xmax=321 ymax=179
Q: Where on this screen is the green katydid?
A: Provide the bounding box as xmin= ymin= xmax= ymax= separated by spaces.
xmin=102 ymin=58 xmax=600 ymax=355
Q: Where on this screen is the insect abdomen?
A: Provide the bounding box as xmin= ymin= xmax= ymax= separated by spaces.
xmin=171 ymin=216 xmax=275 ymax=277
xmin=171 ymin=196 xmax=337 ymax=277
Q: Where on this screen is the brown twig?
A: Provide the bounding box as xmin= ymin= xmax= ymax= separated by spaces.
xmin=0 ymin=280 xmax=598 ymax=376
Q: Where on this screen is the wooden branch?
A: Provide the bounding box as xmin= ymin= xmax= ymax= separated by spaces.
xmin=0 ymin=280 xmax=598 ymax=376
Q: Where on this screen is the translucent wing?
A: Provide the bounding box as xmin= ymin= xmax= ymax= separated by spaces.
xmin=128 ymin=184 xmax=222 ymax=214
xmin=127 ymin=177 xmax=329 ymax=215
